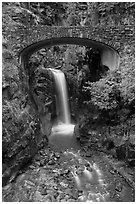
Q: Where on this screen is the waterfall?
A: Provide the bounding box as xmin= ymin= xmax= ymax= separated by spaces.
xmin=49 ymin=68 xmax=70 ymax=124
xmin=48 ymin=68 xmax=77 ymax=150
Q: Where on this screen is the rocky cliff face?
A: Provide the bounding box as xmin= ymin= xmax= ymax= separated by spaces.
xmin=28 ymin=64 xmax=56 ymax=137
xmin=2 ymin=41 xmax=53 ymax=186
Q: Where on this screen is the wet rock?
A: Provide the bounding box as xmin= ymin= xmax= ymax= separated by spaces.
xmin=44 ymin=158 xmax=49 ymax=164
xmin=24 ymin=180 xmax=35 ymax=188
xmin=115 ymin=180 xmax=122 ymax=192
xmin=40 ymin=187 xmax=47 ymax=195
xmin=34 ymin=161 xmax=41 ymax=166
xmin=85 ymin=152 xmax=92 ymax=157
xmin=40 ymin=159 xmax=47 ymax=167
xmin=43 ymin=194 xmax=55 ymax=202
xmin=110 ymin=169 xmax=115 ymax=174
xmin=29 ymin=165 xmax=35 ymax=169
xmin=56 ymin=192 xmax=65 ymax=201
xmin=64 ymin=169 xmax=70 ymax=174
xmin=34 ymin=190 xmax=44 ymax=202
xmin=2 ymin=183 xmax=12 ymax=193
xmin=48 ymin=160 xmax=55 ymax=165
xmin=60 ymin=181 xmax=68 ymax=188
xmin=71 ymin=189 xmax=79 ymax=199
xmin=86 ymin=166 xmax=93 ymax=172
xmin=2 ymin=168 xmax=11 ymax=186
xmin=78 ymin=195 xmax=86 ymax=201
xmin=76 ymin=167 xmax=84 ymax=175
xmin=68 ymin=198 xmax=77 ymax=201
xmin=62 ymin=194 xmax=70 ymax=201
xmin=55 ymin=152 xmax=60 ymax=159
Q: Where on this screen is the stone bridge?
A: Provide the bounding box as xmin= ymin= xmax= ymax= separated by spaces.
xmin=5 ymin=24 xmax=134 ymax=93
xmin=6 ymin=25 xmax=134 ymax=53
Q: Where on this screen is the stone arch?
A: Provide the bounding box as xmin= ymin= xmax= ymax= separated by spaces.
xmin=19 ymin=37 xmax=120 ymax=71
xmin=18 ymin=37 xmax=120 ymax=95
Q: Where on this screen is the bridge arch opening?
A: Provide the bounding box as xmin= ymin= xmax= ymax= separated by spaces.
xmin=19 ymin=37 xmax=120 ymax=71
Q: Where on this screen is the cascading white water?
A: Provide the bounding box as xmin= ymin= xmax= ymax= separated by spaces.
xmin=49 ymin=68 xmax=70 ymax=124
xmin=48 ymin=68 xmax=77 ymax=150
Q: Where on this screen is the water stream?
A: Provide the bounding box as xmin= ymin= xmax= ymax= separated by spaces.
xmin=48 ymin=68 xmax=110 ymax=201
xmin=45 ymin=68 xmax=134 ymax=202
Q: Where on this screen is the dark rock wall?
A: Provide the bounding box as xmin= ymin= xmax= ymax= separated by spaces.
xmin=2 ymin=41 xmax=49 ymax=186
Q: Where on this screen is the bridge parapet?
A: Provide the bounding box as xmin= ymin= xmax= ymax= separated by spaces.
xmin=5 ymin=25 xmax=134 ymax=56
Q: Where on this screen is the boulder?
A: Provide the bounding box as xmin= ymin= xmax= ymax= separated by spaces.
xmin=116 ymin=140 xmax=135 ymax=167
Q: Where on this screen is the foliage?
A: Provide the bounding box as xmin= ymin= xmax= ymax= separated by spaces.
xmin=119 ymin=45 xmax=135 ymax=105
xmin=2 ymin=2 xmax=135 ymax=28
xmin=97 ymin=2 xmax=135 ymax=26
xmin=83 ymin=70 xmax=122 ymax=110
